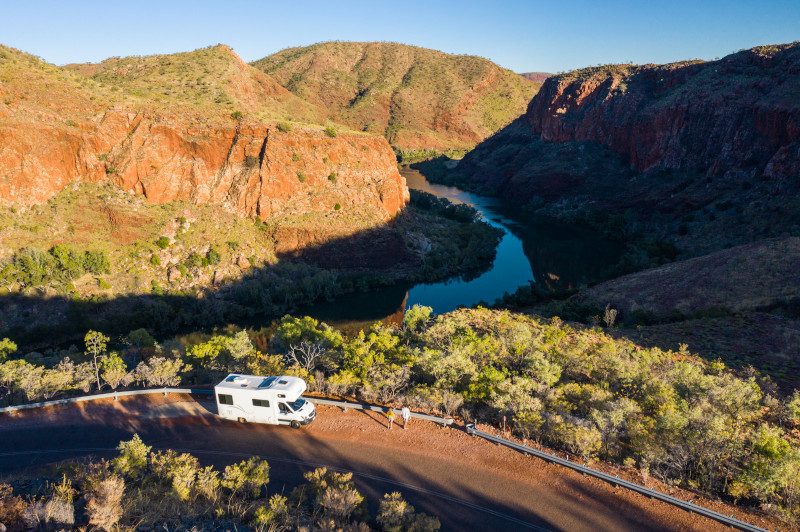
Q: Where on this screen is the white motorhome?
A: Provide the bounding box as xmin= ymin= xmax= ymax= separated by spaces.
xmin=214 ymin=374 xmax=316 ymax=428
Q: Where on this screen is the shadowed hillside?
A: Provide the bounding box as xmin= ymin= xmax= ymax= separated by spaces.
xmin=450 ymin=42 xmax=800 ymax=257
xmin=253 ymin=41 xmax=539 ymax=154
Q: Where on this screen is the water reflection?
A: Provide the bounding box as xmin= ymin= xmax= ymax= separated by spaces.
xmin=298 ymin=169 xmax=621 ymax=325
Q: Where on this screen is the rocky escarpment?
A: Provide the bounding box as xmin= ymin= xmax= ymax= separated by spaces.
xmin=0 ymin=112 xmax=407 ymax=222
xmin=528 ymin=43 xmax=800 ymax=178
xmin=453 ymin=42 xmax=800 ymax=255
xmin=0 ymin=44 xmax=407 ymax=224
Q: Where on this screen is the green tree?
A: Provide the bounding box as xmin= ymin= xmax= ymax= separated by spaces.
xmin=84 ymin=331 xmax=109 ymax=390
xmin=113 ymin=434 xmax=152 ymax=478
xmin=221 ymin=457 xmax=270 ymax=499
xmin=0 ymin=338 xmax=17 ymax=362
xmin=100 ymin=352 xmax=130 ymax=390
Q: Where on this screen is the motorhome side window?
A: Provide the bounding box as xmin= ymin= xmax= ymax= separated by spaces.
xmin=252 ymin=399 xmax=270 ymax=407
xmin=278 ymin=402 xmax=290 ymax=414
xmin=217 ymin=394 xmax=233 ymax=405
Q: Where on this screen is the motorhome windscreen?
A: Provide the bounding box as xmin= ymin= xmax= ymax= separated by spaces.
xmin=288 ymin=398 xmax=305 ymax=410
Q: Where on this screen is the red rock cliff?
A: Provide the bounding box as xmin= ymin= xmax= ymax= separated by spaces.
xmin=527 ymin=43 xmax=800 ymax=179
xmin=0 ymin=111 xmax=408 ymax=221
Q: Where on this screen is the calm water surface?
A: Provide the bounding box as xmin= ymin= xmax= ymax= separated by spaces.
xmin=300 ymin=169 xmax=622 ymax=326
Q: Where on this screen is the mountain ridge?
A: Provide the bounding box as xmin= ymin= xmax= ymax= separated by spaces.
xmin=252 ymin=41 xmax=539 ymax=153
xmin=451 ymin=41 xmax=800 ymax=256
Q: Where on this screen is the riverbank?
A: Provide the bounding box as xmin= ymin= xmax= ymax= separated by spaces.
xmin=0 ymin=182 xmax=500 ymax=349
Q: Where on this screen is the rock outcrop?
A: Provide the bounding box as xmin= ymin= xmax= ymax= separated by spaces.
xmin=0 ymin=112 xmax=407 ymax=221
xmin=453 ymin=42 xmax=800 ymax=254
xmin=0 ymin=45 xmax=408 ymax=222
xmin=527 ymin=43 xmax=800 ymax=177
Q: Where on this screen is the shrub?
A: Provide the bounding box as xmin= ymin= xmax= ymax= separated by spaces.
xmin=100 ymin=352 xmax=131 ymax=390
xmin=97 ymin=277 xmax=112 ymax=290
xmin=323 ymin=126 xmax=337 ymax=138
xmin=150 ymin=449 xmax=201 ymax=500
xmin=85 ymin=470 xmax=125 ymax=531
xmin=155 ymin=236 xmax=170 ymax=249
xmin=230 ymin=110 xmax=243 ymax=121
xmin=221 ymin=457 xmax=270 ymax=499
xmin=206 ymin=246 xmax=221 ymax=266
xmin=0 ymin=338 xmax=17 ymax=362
xmin=328 ymin=171 xmax=337 ymax=183
xmin=276 ymin=121 xmax=291 ymax=133
xmin=150 ymin=254 xmax=161 ymax=266
xmin=378 ymin=492 xmax=440 ymax=532
xmin=334 ymin=203 xmax=341 ymax=211
xmin=83 ymin=250 xmax=110 ymax=274
xmin=113 ymin=435 xmax=152 ymax=478
xmin=297 ymin=171 xmax=306 ymax=183
xmin=253 ymin=494 xmax=289 ymax=529
xmin=133 ymin=356 xmax=187 ymax=387
xmin=0 ymin=483 xmax=27 ymax=528
xmin=184 ymin=252 xmax=205 ymax=269
xmin=150 ymin=279 xmax=163 ymax=294
xmin=304 ymin=467 xmax=365 ymax=522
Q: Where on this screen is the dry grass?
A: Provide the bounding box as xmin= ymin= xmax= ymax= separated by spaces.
xmin=253 ymin=41 xmax=539 ymax=152
xmin=63 ymin=44 xmax=328 ymax=126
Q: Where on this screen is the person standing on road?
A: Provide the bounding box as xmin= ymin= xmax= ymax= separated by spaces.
xmin=401 ymin=406 xmax=411 ymax=429
xmin=387 ymin=409 xmax=396 ymax=429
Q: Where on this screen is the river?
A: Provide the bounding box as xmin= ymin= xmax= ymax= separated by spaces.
xmin=299 ymin=168 xmax=622 ymax=327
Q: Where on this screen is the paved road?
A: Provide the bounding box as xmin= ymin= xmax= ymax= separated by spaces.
xmin=0 ymin=398 xmax=727 ymax=531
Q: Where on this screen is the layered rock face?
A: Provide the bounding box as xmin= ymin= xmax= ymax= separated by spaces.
xmin=453 ymin=43 xmax=800 ymax=254
xmin=0 ymin=44 xmax=407 ymax=223
xmin=0 ymin=113 xmax=407 ymax=221
xmin=527 ymin=43 xmax=800 ymax=179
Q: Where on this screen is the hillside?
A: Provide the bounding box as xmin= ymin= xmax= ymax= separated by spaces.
xmin=64 ymin=44 xmax=326 ymax=124
xmin=520 ymin=72 xmax=552 ymax=83
xmin=0 ymin=44 xmax=515 ymax=344
xmin=544 ymin=237 xmax=800 ymax=391
xmin=452 ymin=42 xmax=800 ymax=256
xmin=252 ymin=41 xmax=539 ymax=154
xmin=1 ymin=44 xmax=407 ymax=219
xmin=569 ymin=237 xmax=800 ymax=318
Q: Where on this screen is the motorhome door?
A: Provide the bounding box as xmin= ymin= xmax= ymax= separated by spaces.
xmin=251 ymin=397 xmax=276 ymax=424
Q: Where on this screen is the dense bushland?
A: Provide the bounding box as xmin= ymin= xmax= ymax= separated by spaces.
xmin=0 ymin=435 xmax=438 ymax=531
xmin=0 ymin=245 xmax=110 ymax=289
xmin=2 ymin=306 xmax=798 ymax=519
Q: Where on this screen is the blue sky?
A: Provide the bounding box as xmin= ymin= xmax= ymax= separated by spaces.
xmin=2 ymin=0 xmax=798 ymax=72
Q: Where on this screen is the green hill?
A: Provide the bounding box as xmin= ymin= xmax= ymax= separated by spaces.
xmin=65 ymin=44 xmax=327 ymax=125
xmin=252 ymin=41 xmax=539 ymax=155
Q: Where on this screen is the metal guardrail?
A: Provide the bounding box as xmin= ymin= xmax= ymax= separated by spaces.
xmin=465 ymin=424 xmax=767 ymax=532
xmin=0 ymin=389 xmax=454 ymax=427
xmin=0 ymin=388 xmax=212 ymax=414
xmin=308 ymin=397 xmax=453 ymax=426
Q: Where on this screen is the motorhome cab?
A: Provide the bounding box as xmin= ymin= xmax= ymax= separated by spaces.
xmin=214 ymin=374 xmax=316 ymax=428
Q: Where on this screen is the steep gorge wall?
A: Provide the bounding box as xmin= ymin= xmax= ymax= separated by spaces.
xmin=0 ymin=111 xmax=408 ymax=222
xmin=527 ymin=43 xmax=800 ymax=179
